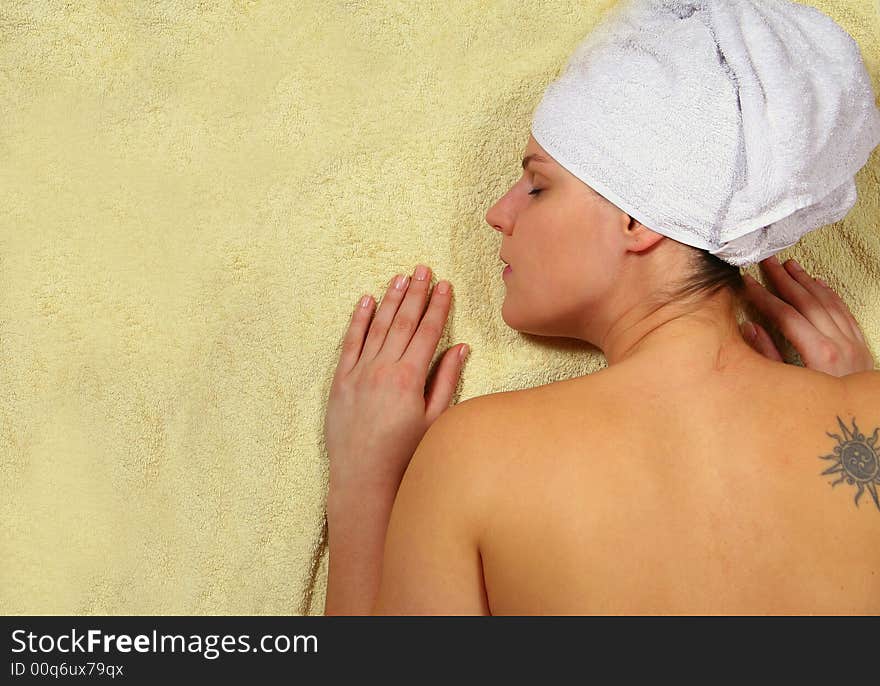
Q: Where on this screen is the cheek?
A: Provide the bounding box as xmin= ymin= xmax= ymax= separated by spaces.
xmin=571 ymin=222 xmax=618 ymax=274
xmin=538 ymin=237 xmax=616 ymax=304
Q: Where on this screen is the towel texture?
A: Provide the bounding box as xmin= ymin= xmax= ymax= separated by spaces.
xmin=531 ymin=0 xmax=880 ymax=266
xmin=0 ymin=1 xmax=878 ymax=616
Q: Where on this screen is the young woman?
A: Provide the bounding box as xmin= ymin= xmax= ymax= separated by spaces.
xmin=323 ymin=133 xmax=877 ymax=615
xmin=323 ymin=1 xmax=880 ymax=614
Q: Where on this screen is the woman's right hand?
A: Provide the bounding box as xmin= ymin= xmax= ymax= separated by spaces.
xmin=739 ymin=255 xmax=875 ymax=377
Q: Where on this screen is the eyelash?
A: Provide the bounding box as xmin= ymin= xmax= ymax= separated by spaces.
xmin=528 ymin=188 xmax=542 ymax=196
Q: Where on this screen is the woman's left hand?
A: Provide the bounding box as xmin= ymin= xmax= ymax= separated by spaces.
xmin=323 ymin=264 xmax=470 ymax=503
xmin=741 ymin=255 xmax=874 ymax=376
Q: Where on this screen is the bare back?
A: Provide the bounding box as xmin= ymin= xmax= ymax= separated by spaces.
xmin=476 ymin=359 xmax=880 ymax=614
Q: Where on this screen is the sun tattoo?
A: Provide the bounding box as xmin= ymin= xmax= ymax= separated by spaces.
xmin=819 ymin=415 xmax=880 ymax=512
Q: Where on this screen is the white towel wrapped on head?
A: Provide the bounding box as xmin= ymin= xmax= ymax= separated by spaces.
xmin=530 ymin=0 xmax=880 ymax=267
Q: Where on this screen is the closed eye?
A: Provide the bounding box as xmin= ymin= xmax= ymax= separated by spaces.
xmin=528 ymin=188 xmax=542 ymax=196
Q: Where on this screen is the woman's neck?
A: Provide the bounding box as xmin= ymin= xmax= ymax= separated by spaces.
xmin=600 ymin=291 xmax=752 ymax=371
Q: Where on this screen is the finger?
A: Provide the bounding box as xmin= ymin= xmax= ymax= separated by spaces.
xmin=741 ymin=271 xmax=828 ymax=357
xmin=813 ymin=275 xmax=868 ymax=345
xmin=400 ymin=277 xmax=455 ymax=371
xmin=334 ymin=293 xmax=376 ymax=379
xmin=424 ymin=344 xmax=469 ymax=424
xmin=756 ymin=256 xmax=843 ymax=339
xmin=379 ymin=264 xmax=435 ymax=362
xmin=781 ymin=259 xmax=860 ymax=343
xmin=359 ymin=272 xmax=412 ymax=361
xmin=743 ymin=321 xmax=784 ymax=362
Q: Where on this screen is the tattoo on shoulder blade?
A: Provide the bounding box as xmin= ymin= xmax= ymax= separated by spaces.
xmin=820 ymin=415 xmax=880 ymax=512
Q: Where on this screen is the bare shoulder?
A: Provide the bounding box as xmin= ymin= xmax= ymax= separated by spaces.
xmin=437 ymin=391 xmax=515 ymax=438
xmin=446 ymin=376 xmax=614 ymax=458
xmin=844 ymin=369 xmax=880 ymax=400
xmin=447 ymin=386 xmax=547 ymax=426
xmin=450 ymin=380 xmax=586 ymax=426
xmin=437 ymin=384 xmax=575 ymax=473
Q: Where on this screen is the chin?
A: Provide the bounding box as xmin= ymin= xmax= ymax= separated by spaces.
xmin=500 ymin=300 xmax=522 ymax=332
xmin=501 ymin=301 xmax=540 ymax=336
xmin=503 ymin=300 xmax=577 ymax=338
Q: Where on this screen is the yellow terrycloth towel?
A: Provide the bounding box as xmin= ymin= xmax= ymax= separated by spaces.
xmin=1 ymin=1 xmax=877 ymax=615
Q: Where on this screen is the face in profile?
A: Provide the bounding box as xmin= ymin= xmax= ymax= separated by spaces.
xmin=484 ymin=134 xmax=634 ymax=341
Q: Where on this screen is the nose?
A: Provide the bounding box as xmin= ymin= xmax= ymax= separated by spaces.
xmin=485 ymin=209 xmax=502 ymax=234
xmin=485 ymin=196 xmax=510 ymax=235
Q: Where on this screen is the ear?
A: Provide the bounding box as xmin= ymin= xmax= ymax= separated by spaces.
xmin=626 ymin=217 xmax=666 ymax=253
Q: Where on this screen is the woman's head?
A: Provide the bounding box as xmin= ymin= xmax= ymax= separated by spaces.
xmin=527 ymin=0 xmax=880 ymax=270
xmin=485 ymin=135 xmax=746 ymax=355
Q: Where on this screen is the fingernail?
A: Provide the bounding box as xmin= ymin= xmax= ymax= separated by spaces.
xmin=788 ymin=259 xmax=802 ymax=271
xmin=742 ymin=322 xmax=756 ymax=341
xmin=359 ymin=294 xmax=372 ymax=308
xmin=817 ymin=278 xmax=828 ymax=287
xmin=459 ymin=345 xmax=469 ymax=361
xmin=436 ymin=280 xmax=450 ymax=294
xmin=414 ymin=265 xmax=429 ymax=281
xmin=395 ymin=274 xmax=410 ymax=290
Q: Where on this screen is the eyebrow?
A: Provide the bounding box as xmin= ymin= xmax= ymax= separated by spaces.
xmin=521 ymin=153 xmax=553 ymax=170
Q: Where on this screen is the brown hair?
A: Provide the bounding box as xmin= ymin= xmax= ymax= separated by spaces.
xmin=669 ymin=248 xmax=747 ymax=306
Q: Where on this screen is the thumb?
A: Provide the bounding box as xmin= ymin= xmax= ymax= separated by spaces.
xmin=424 ymin=344 xmax=469 ymax=424
xmin=742 ymin=321 xmax=784 ymax=362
